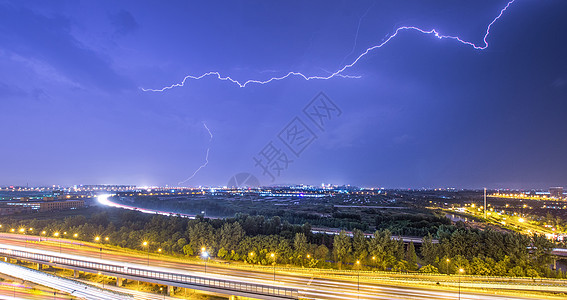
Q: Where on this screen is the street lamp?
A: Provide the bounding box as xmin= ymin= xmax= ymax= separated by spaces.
xmin=458 ymin=268 xmax=464 ymax=300
xmin=19 ymin=228 xmax=26 ymax=247
xmin=270 ymin=253 xmax=276 ymax=281
xmin=143 ymin=241 xmax=149 ymax=266
xmin=54 ymin=232 xmax=61 ymax=253
xmin=201 ymin=247 xmax=209 ymax=273
xmin=356 ymin=260 xmax=361 ymax=298
xmin=446 ymin=258 xmax=450 ymax=275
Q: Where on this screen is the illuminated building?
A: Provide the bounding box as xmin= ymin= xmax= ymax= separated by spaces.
xmin=549 ymin=187 xmax=564 ymax=199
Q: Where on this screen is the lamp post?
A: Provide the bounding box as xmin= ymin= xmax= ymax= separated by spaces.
xmin=54 ymin=232 xmax=61 ymax=253
xmin=201 ymin=247 xmax=209 ymax=273
xmin=143 ymin=241 xmax=149 ymax=266
xmin=356 ymin=260 xmax=361 ymax=299
xmin=272 ymin=254 xmax=276 ymax=281
xmin=142 ymin=241 xmax=150 ymax=266
xmin=446 ymin=258 xmax=450 ymax=275
xmin=19 ymin=228 xmax=26 ymax=247
xmin=458 ymin=268 xmax=464 ymax=300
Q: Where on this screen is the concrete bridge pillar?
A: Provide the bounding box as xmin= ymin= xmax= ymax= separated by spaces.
xmin=553 ymin=258 xmax=557 ymax=270
xmin=73 ymin=270 xmax=79 ymax=278
xmin=167 ymin=285 xmax=174 ymax=295
xmin=229 ymin=295 xmax=237 ymax=300
xmin=116 ymin=277 xmax=124 ymax=287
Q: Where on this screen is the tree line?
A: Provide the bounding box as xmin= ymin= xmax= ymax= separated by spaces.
xmin=0 ymin=208 xmax=563 ymax=278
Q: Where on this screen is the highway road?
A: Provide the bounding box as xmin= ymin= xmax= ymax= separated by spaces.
xmin=0 ymin=260 xmax=132 ymax=300
xmin=0 ymin=279 xmax=75 ymax=300
xmin=0 ymin=234 xmax=560 ymax=300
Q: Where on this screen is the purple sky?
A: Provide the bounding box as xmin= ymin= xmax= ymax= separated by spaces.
xmin=1 ymin=0 xmax=566 ymax=189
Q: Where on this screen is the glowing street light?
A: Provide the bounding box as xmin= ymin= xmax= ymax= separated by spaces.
xmin=201 ymin=247 xmax=209 ymax=273
xmin=446 ymin=258 xmax=451 ymax=275
xmin=143 ymin=241 xmax=150 ymax=266
xmin=54 ymin=232 xmax=61 ymax=253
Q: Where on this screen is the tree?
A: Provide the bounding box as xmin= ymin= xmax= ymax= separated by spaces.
xmin=352 ymin=229 xmax=368 ymax=262
xmin=187 ymin=221 xmax=214 ymax=255
xmin=294 ymin=233 xmax=308 ymax=265
xmin=530 ymin=234 xmax=553 ymax=270
xmin=333 ymin=230 xmax=352 ymax=269
xmin=406 ymin=242 xmax=418 ymax=271
xmin=218 ymin=222 xmax=245 ymax=252
xmin=419 ymin=264 xmax=439 ymax=273
xmin=217 ymin=247 xmax=228 ymax=259
xmin=420 ymin=233 xmax=437 ymax=265
xmin=315 ymin=244 xmax=329 ymax=262
xmin=182 ymin=244 xmax=194 ymax=256
xmin=470 ymin=257 xmax=492 ymax=276
xmin=368 ymin=230 xmax=397 ymax=271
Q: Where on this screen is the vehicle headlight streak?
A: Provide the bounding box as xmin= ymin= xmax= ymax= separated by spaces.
xmin=141 ymin=0 xmax=516 ymax=91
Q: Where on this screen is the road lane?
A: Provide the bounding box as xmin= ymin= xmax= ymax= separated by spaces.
xmin=0 ymin=234 xmax=562 ymax=300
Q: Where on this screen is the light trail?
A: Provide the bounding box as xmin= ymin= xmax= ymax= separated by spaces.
xmin=0 ymin=260 xmax=130 ymax=300
xmin=141 ymin=0 xmax=516 ymax=91
xmin=177 ymin=122 xmax=213 ymax=186
xmin=96 ymin=194 xmax=197 ymax=219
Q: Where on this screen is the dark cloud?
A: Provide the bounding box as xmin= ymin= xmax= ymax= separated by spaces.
xmin=0 ymin=3 xmax=132 ymax=92
xmin=0 ymin=82 xmax=27 ymax=98
xmin=110 ymin=10 xmax=139 ymax=36
xmin=552 ymin=77 xmax=566 ymax=88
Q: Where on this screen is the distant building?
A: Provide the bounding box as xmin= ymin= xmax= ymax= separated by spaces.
xmin=0 ymin=205 xmax=32 ymax=216
xmin=549 ymin=187 xmax=564 ymax=199
xmin=39 ymin=199 xmax=84 ymax=212
xmin=3 ymin=199 xmax=84 ymax=212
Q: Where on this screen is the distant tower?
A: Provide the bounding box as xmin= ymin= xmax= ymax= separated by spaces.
xmin=549 ymin=187 xmax=564 ymax=199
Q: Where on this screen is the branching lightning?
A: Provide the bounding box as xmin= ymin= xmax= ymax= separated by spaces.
xmin=339 ymin=2 xmax=375 ymax=67
xmin=177 ymin=122 xmax=213 ymax=186
xmin=141 ymin=0 xmax=515 ymax=91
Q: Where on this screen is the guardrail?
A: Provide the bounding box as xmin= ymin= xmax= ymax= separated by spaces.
xmin=0 ymin=247 xmax=298 ymax=299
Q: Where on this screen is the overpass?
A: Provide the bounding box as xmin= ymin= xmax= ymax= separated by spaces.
xmin=0 ymin=244 xmax=298 ymax=300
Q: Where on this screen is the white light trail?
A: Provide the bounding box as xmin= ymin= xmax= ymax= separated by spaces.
xmin=97 ymin=194 xmax=196 ymax=219
xmin=141 ymin=0 xmax=516 ymax=91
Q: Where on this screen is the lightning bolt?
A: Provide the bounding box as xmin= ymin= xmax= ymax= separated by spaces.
xmin=141 ymin=0 xmax=515 ymax=91
xmin=177 ymin=122 xmax=213 ymax=186
xmin=339 ymin=2 xmax=375 ymax=67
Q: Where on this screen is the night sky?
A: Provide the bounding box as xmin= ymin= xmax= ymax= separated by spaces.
xmin=1 ymin=0 xmax=566 ymax=189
